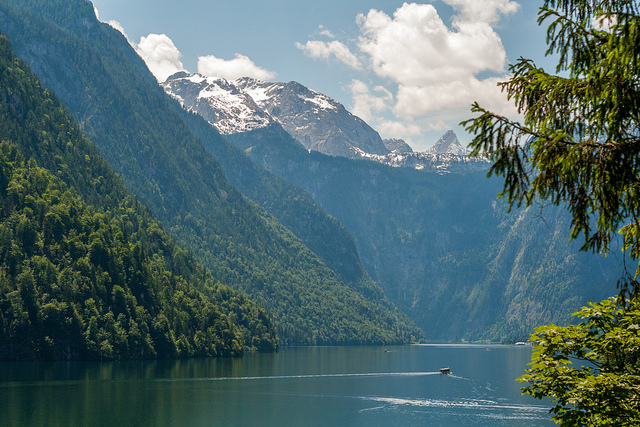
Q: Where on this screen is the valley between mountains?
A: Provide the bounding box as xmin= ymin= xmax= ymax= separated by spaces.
xmin=0 ymin=0 xmax=620 ymax=360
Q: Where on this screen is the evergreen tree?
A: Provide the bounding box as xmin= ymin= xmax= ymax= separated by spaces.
xmin=463 ymin=0 xmax=640 ymax=423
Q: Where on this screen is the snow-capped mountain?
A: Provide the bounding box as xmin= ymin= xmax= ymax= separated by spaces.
xmin=353 ymin=148 xmax=488 ymax=174
xmin=161 ymin=72 xmax=276 ymax=135
xmin=425 ymin=130 xmax=469 ymax=156
xmin=356 ymin=132 xmax=488 ymax=174
xmin=162 ymin=73 xmax=389 ymax=158
xmin=162 ymin=72 xmax=486 ymax=172
xmin=383 ymin=138 xmax=413 ymax=154
xmin=234 ymin=78 xmax=390 ymax=158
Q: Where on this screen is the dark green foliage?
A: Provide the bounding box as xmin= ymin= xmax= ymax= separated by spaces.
xmin=463 ymin=0 xmax=640 ymax=295
xmin=188 ymin=120 xmax=368 ymax=288
xmin=0 ymin=33 xmax=279 ymax=358
xmin=0 ymin=0 xmax=423 ymax=345
xmin=463 ymin=0 xmax=640 ymax=423
xmin=518 ymin=298 xmax=640 ymax=425
xmin=0 ymin=146 xmax=245 ymax=360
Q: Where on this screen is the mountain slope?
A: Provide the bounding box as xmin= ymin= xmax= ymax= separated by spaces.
xmin=164 ymin=72 xmax=489 ymax=173
xmin=425 ymin=130 xmax=468 ymax=155
xmin=0 ymin=0 xmax=423 ymax=345
xmin=182 ymin=96 xmax=617 ymax=342
xmin=0 ymin=33 xmax=278 ymax=359
xmin=246 ymin=140 xmax=618 ymax=341
xmin=152 ymin=30 xmax=617 ymax=342
xmin=163 ymin=73 xmax=390 ymax=158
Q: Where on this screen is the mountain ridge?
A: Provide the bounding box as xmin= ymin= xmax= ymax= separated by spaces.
xmin=0 ymin=0 xmax=423 ymax=345
xmin=0 ymin=32 xmax=279 ymax=359
xmin=163 ymin=73 xmax=391 ymax=159
xmin=163 ymin=72 xmax=485 ymax=173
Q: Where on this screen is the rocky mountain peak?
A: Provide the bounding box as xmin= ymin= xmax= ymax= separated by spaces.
xmin=162 ymin=72 xmax=275 ymax=135
xmin=426 ymin=130 xmax=468 ymax=156
xmin=383 ymin=138 xmax=413 ymax=154
xmin=163 ymin=73 xmax=390 ymax=158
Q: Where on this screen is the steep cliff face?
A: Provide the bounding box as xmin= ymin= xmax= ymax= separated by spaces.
xmin=229 ymin=132 xmax=618 ymax=342
xmin=162 ymin=66 xmax=618 ymax=342
xmin=383 ymin=138 xmax=413 ymax=153
xmin=236 ymin=78 xmax=391 ymax=157
xmin=162 ymin=72 xmax=277 ymax=135
xmin=163 ymin=72 xmax=480 ymax=172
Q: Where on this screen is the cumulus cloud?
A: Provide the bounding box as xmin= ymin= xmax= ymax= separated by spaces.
xmin=377 ymin=119 xmax=423 ymax=137
xmin=592 ymin=14 xmax=618 ymax=31
xmin=107 ymin=20 xmax=128 ymax=39
xmin=94 ymin=9 xmax=275 ymax=85
xmin=356 ymin=1 xmax=515 ymax=114
xmin=296 ymin=40 xmax=362 ymax=70
xmin=299 ymin=1 xmax=520 ymax=146
xmin=134 ymin=34 xmax=186 ymax=82
xmin=443 ymin=0 xmax=519 ymax=25
xmin=198 ymin=53 xmax=276 ymax=81
xmin=94 ymin=6 xmax=129 ymax=41
xmin=349 ymin=79 xmax=393 ymax=122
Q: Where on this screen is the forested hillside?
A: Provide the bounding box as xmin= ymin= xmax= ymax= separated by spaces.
xmin=0 ymin=34 xmax=278 ymax=359
xmin=0 ymin=0 xmax=423 ymax=345
xmin=225 ymin=124 xmax=619 ymax=342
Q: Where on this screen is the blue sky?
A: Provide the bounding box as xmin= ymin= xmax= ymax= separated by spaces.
xmin=91 ymin=0 xmax=552 ymax=151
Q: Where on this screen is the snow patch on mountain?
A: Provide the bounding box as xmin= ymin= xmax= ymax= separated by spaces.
xmin=162 ymin=72 xmax=485 ymax=172
xmin=353 ymin=147 xmax=489 ymax=174
xmin=165 ymin=73 xmax=388 ymax=158
xmin=162 ymin=72 xmax=275 ymax=135
xmin=425 ymin=130 xmax=469 ymax=156
xmin=297 ymin=93 xmax=337 ymax=111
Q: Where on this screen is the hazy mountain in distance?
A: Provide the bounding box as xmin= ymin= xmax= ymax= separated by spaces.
xmin=425 ymin=130 xmax=469 ymax=156
xmin=383 ymin=138 xmax=413 ymax=153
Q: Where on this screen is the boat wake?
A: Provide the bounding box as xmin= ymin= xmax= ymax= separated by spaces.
xmin=357 ymin=395 xmax=551 ymax=421
xmin=154 ymin=371 xmax=551 ymax=422
xmin=362 ymin=395 xmax=548 ymax=412
xmin=164 ymin=371 xmax=444 ymax=382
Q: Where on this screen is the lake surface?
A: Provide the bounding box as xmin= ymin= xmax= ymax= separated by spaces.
xmin=0 ymin=344 xmax=553 ymax=426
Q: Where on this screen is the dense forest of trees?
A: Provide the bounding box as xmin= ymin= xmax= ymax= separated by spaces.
xmin=0 ymin=0 xmax=423 ymax=346
xmin=0 ymin=33 xmax=278 ymax=359
xmin=0 ymin=145 xmax=244 ymax=359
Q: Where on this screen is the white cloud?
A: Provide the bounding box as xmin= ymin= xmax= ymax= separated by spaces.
xmin=107 ymin=20 xmax=128 ymax=39
xmin=592 ymin=14 xmax=618 ymax=31
xmin=94 ymin=6 xmax=129 ymax=41
xmin=349 ymin=79 xmax=393 ymax=122
xmin=318 ymin=25 xmax=336 ymax=39
xmin=134 ymin=34 xmax=186 ymax=83
xmin=443 ymin=0 xmax=519 ymax=25
xmin=296 ymin=40 xmax=362 ymax=70
xmin=393 ymin=76 xmax=514 ymax=118
xmin=198 ymin=53 xmax=276 ymax=81
xmin=300 ymin=1 xmax=519 ymax=147
xmin=377 ymin=119 xmax=423 ymax=137
xmin=357 ymin=3 xmax=511 ymax=91
xmin=353 ymin=2 xmax=519 ymax=140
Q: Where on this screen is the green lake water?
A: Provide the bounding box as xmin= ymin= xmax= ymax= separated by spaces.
xmin=0 ymin=344 xmax=553 ymax=426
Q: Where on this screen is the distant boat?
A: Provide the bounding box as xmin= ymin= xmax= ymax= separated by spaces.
xmin=439 ymin=367 xmax=451 ymax=374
